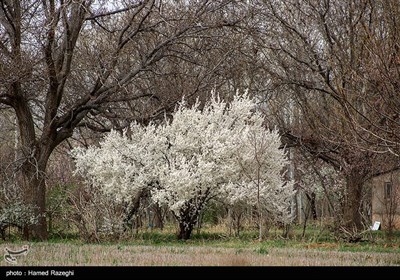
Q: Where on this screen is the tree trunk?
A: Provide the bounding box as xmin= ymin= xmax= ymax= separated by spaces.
xmin=258 ymin=210 xmax=263 ymax=242
xmin=176 ymin=195 xmax=209 ymax=240
xmin=310 ymin=192 xmax=317 ymax=220
xmin=17 ymin=122 xmax=55 ymax=240
xmin=343 ymin=171 xmax=364 ymax=230
xmin=152 ymin=204 xmax=164 ymax=230
xmin=176 ymin=207 xmax=199 ymax=240
xmin=235 ymin=211 xmax=242 ymax=237
xmin=21 ymin=158 xmax=49 ymax=240
xmin=178 ymin=220 xmax=194 ymax=240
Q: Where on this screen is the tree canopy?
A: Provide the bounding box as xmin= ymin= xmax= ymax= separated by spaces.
xmin=73 ymin=92 xmax=295 ymax=239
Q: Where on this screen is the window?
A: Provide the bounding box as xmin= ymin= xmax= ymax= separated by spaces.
xmin=384 ymin=182 xmax=392 ymax=199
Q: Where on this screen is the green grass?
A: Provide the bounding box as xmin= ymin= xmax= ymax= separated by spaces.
xmin=2 ymin=223 xmax=400 ymax=254
xmin=1 ymin=242 xmax=398 ymax=266
xmin=2 ymin=225 xmax=399 ymax=266
xmin=254 ymin=247 xmax=269 ymax=255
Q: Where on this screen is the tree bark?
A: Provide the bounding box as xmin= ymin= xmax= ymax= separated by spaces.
xmin=152 ymin=204 xmax=164 ymax=230
xmin=177 ymin=220 xmax=195 ymax=240
xmin=20 ymin=139 xmax=56 ymax=240
xmin=306 ymin=192 xmax=317 ymax=220
xmin=12 ymin=93 xmax=49 ymax=240
xmin=15 ymin=96 xmax=62 ymax=240
xmin=343 ymin=171 xmax=365 ymax=230
xmin=176 ymin=204 xmax=200 ymax=240
xmin=21 ymin=164 xmax=48 ymax=240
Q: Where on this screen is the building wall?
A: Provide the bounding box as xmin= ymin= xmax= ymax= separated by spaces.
xmin=371 ymin=170 xmax=400 ymax=229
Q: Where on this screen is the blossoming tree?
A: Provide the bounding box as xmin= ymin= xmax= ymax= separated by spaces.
xmin=73 ymin=93 xmax=295 ymax=239
xmin=222 ymin=128 xmax=296 ymax=240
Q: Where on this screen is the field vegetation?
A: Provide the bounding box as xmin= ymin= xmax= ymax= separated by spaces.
xmin=1 ymin=224 xmax=399 ymax=266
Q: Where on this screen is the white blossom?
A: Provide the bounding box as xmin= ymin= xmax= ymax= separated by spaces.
xmin=73 ymin=92 xmax=295 ymax=227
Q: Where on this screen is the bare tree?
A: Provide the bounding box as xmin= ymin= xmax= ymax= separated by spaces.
xmin=246 ymin=0 xmax=399 ymax=232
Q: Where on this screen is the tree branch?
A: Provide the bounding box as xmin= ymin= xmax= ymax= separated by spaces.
xmin=85 ymin=2 xmax=144 ymax=20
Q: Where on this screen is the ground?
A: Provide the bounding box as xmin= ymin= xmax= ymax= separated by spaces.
xmin=1 ymin=240 xmax=399 ymax=266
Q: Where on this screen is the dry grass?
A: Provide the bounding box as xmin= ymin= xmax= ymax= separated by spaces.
xmin=1 ymin=243 xmax=399 ymax=266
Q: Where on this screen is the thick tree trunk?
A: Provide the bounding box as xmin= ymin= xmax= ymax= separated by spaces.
xmin=343 ymin=172 xmax=364 ymax=230
xmin=17 ymin=128 xmax=68 ymax=241
xmin=13 ymin=96 xmax=51 ymax=240
xmin=176 ymin=195 xmax=209 ymax=240
xmin=21 ymin=158 xmax=49 ymax=240
xmin=176 ymin=207 xmax=199 ymax=240
xmin=178 ymin=220 xmax=195 ymax=240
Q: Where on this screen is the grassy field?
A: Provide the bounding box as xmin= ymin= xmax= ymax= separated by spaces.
xmin=1 ymin=230 xmax=400 ymax=266
xmin=1 ymin=242 xmax=399 ymax=266
xmin=1 ymin=224 xmax=400 ymax=266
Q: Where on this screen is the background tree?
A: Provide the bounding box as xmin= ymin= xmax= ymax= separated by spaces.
xmin=247 ymin=0 xmax=399 ymax=233
xmin=296 ymin=155 xmax=346 ymax=237
xmin=224 ymin=129 xmax=295 ymax=241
